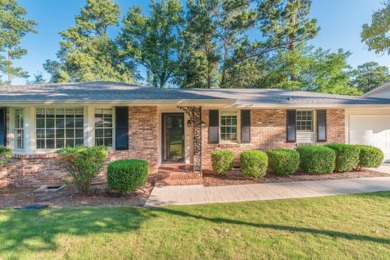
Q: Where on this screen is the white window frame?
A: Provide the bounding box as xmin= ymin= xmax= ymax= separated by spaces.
xmin=35 ymin=107 xmax=85 ymax=150
xmin=219 ymin=110 xmax=240 ymax=143
xmin=14 ymin=108 xmax=25 ymax=150
xmin=296 ymin=110 xmax=314 ymax=132
xmin=94 ymin=108 xmax=115 ymax=148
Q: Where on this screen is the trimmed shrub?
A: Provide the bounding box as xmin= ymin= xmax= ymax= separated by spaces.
xmin=107 ymin=159 xmax=149 ymax=193
xmin=57 ymin=146 xmax=108 ymax=195
xmin=239 ymin=150 xmax=268 ymax=179
xmin=355 ymin=145 xmax=383 ymax=168
xmin=325 ymin=144 xmax=360 ymax=172
xmin=0 ymin=146 xmax=12 ymax=167
xmin=297 ymin=145 xmax=335 ymax=174
xmin=267 ymin=149 xmax=300 ymax=176
xmin=211 ymin=150 xmax=234 ymax=174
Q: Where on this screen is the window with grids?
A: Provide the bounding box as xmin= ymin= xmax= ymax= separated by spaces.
xmin=296 ymin=110 xmax=313 ymax=132
xmin=95 ymin=109 xmax=113 ymax=147
xmin=14 ymin=108 xmax=24 ymax=149
xmin=220 ymin=112 xmax=238 ymax=141
xmin=36 ymin=108 xmax=84 ymax=149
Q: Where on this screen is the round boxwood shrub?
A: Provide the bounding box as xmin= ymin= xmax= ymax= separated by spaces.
xmin=325 ymin=144 xmax=360 ymax=172
xmin=296 ymin=145 xmax=335 ymax=174
xmin=107 ymin=159 xmax=149 ymax=193
xmin=355 ymin=145 xmax=384 ymax=168
xmin=211 ymin=150 xmax=234 ymax=174
xmin=267 ymin=149 xmax=300 ymax=176
xmin=239 ymin=150 xmax=268 ymax=179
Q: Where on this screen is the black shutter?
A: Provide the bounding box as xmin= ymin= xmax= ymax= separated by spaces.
xmin=0 ymin=108 xmax=6 ymax=146
xmin=286 ymin=109 xmax=296 ymax=143
xmin=209 ymin=110 xmax=219 ymax=144
xmin=241 ymin=110 xmax=251 ymax=143
xmin=115 ymin=107 xmax=129 ymax=150
xmin=317 ymin=110 xmax=327 ymax=142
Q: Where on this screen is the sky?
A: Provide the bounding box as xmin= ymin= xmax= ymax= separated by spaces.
xmin=9 ymin=0 xmax=390 ymax=85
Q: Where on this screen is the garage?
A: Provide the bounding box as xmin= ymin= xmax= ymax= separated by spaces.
xmin=349 ymin=115 xmax=390 ymax=162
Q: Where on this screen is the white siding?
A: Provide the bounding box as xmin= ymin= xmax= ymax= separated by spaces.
xmin=297 ymin=132 xmax=315 ymax=143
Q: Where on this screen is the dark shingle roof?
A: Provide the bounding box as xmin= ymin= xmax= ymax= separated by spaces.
xmin=1 ymin=81 xmax=390 ymax=107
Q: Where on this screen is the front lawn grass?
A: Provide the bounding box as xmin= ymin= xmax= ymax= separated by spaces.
xmin=1 ymin=192 xmax=389 ymax=259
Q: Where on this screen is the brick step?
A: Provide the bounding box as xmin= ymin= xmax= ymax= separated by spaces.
xmin=155 ymin=178 xmax=203 ymax=187
xmin=157 ymin=171 xmax=202 ymax=179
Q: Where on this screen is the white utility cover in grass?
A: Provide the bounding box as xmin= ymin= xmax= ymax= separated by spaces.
xmin=349 ymin=115 xmax=390 ymax=162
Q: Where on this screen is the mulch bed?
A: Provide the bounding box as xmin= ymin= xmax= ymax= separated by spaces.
xmin=1 ymin=169 xmax=387 ymax=209
xmin=0 ymin=182 xmax=153 ymax=210
xmin=202 ymin=168 xmax=388 ymax=186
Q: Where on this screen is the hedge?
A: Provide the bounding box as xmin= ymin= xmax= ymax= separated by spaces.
xmin=267 ymin=149 xmax=300 ymax=176
xmin=211 ymin=150 xmax=234 ymax=174
xmin=107 ymin=159 xmax=149 ymax=193
xmin=57 ymin=146 xmax=108 ymax=195
xmin=296 ymin=145 xmax=335 ymax=174
xmin=0 ymin=145 xmax=12 ymax=166
xmin=355 ymin=145 xmax=384 ymax=168
xmin=239 ymin=150 xmax=268 ymax=178
xmin=325 ymin=144 xmax=360 ymax=172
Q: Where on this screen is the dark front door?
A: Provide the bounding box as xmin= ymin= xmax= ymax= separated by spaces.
xmin=162 ymin=113 xmax=184 ymax=162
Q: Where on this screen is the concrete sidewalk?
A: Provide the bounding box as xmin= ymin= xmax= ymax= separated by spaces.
xmin=145 ymin=176 xmax=390 ymax=207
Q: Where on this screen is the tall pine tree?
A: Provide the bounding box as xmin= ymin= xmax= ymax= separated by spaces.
xmin=257 ymin=0 xmax=319 ymax=85
xmin=175 ymin=0 xmax=220 ymax=88
xmin=44 ymin=0 xmax=134 ymax=83
xmin=0 ymin=0 xmax=37 ymax=85
xmin=219 ymin=0 xmax=256 ymax=88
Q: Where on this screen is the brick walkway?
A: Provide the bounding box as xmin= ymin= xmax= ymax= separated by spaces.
xmin=145 ymin=176 xmax=390 ymax=207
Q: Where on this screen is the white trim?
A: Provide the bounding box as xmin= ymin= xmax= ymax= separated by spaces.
xmin=362 ymin=82 xmax=390 ymax=97
xmin=296 ymin=109 xmax=316 ymax=144
xmin=93 ymin=107 xmax=115 ymax=150
xmin=219 ymin=109 xmax=241 ymax=144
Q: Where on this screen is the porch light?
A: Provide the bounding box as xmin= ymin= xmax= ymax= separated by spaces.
xmin=187 ymin=119 xmax=192 ymax=127
xmin=201 ymin=121 xmax=207 ymax=127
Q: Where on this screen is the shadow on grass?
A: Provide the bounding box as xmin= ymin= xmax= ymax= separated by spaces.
xmin=153 ymin=206 xmax=390 ymax=245
xmin=1 ymin=192 xmax=389 ymax=255
xmin=0 ymin=207 xmax=155 ymax=253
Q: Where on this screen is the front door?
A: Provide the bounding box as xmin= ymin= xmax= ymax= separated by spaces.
xmin=162 ymin=113 xmax=185 ymax=162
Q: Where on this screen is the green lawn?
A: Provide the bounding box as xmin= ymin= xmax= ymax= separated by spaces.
xmin=1 ymin=192 xmax=389 ymax=259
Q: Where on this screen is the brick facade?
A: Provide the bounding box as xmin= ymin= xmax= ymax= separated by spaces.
xmin=2 ymin=106 xmax=158 ymax=187
xmin=1 ymin=107 xmax=345 ymax=187
xmin=201 ymin=109 xmax=345 ymax=169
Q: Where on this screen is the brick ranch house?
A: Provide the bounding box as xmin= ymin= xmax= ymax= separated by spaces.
xmin=1 ymin=81 xmax=390 ymax=188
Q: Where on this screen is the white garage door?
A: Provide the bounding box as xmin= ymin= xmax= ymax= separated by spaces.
xmin=349 ymin=115 xmax=390 ymax=162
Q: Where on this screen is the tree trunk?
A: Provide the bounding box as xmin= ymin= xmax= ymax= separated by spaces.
xmin=288 ymin=11 xmax=298 ymax=82
xmin=7 ymin=49 xmax=12 ymax=85
xmin=221 ymin=36 xmax=229 ymax=88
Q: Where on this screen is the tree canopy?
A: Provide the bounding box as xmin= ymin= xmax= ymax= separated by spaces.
xmin=361 ymin=0 xmax=390 ymax=55
xmin=0 ymin=0 xmax=37 ymax=84
xmin=44 ymin=0 xmax=134 ymax=83
xmin=2 ymin=0 xmax=387 ymax=95
xmin=118 ymin=0 xmax=184 ymax=88
xmin=350 ymin=62 xmax=390 ymax=93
